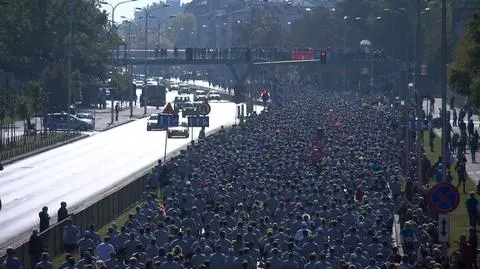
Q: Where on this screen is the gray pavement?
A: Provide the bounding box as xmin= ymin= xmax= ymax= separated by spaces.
xmin=3 ymin=103 xmax=159 ymax=134
xmin=87 ymin=104 xmax=159 ymax=131
xmin=426 ymin=98 xmax=480 ymax=185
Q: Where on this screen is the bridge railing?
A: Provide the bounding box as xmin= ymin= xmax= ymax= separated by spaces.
xmin=111 ymin=47 xmax=390 ymax=65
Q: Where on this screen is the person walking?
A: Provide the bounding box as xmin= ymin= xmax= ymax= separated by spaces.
xmin=466 ymin=192 xmax=479 ymax=228
xmin=470 ymin=134 xmax=478 ymax=163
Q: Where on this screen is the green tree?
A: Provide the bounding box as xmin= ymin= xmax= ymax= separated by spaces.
xmin=72 ymin=70 xmax=83 ymax=103
xmin=166 ymin=13 xmax=198 ymax=47
xmin=232 ymin=11 xmax=284 ymax=47
xmin=285 ymin=7 xmax=348 ymax=48
xmin=27 ymin=80 xmax=45 ymax=116
xmin=449 ymin=11 xmax=480 ymax=106
xmin=111 ymin=72 xmax=132 ymax=99
xmin=0 ymin=0 xmax=117 ymax=111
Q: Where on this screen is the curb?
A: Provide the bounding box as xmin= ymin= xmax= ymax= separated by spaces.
xmin=99 ymin=119 xmax=135 ymax=131
xmin=2 ymin=134 xmax=90 ymax=165
xmin=98 ymin=114 xmax=150 ymax=132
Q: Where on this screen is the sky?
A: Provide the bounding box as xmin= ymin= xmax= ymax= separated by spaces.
xmin=99 ymin=0 xmax=190 ymax=22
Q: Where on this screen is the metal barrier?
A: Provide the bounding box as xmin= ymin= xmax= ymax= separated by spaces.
xmin=0 ymin=131 xmax=81 ymax=162
xmin=9 ymin=163 xmax=154 ymax=269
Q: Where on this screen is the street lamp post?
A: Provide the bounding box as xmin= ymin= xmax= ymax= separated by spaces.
xmin=384 ymin=8 xmax=410 ymax=90
xmin=136 ymin=5 xmax=170 ymax=115
xmin=121 ymin=16 xmax=133 ymax=118
xmin=360 ymin=39 xmax=374 ymax=91
xmin=67 ymin=0 xmax=73 ymax=132
xmin=441 ymin=0 xmax=447 ymax=183
xmin=355 ymin=16 xmax=382 ymax=90
xmin=100 ymin=0 xmax=137 ymax=124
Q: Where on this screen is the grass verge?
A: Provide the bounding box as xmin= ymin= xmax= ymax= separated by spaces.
xmin=52 ymin=190 xmax=163 ymax=267
xmin=52 ymin=205 xmax=136 ymax=268
xmin=422 ymin=131 xmax=475 ymax=255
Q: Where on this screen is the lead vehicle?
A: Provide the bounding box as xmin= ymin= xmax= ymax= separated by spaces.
xmin=167 ymin=122 xmax=189 ymax=138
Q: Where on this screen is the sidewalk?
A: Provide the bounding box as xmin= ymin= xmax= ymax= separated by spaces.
xmin=425 ymin=98 xmax=480 ymax=185
xmin=5 ymin=104 xmax=157 ymax=134
xmin=89 ymin=105 xmax=158 ymax=131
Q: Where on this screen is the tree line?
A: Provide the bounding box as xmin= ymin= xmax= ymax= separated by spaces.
xmin=0 ymin=0 xmax=131 ymax=125
xmin=227 ymin=0 xmax=452 ymax=95
xmin=449 ymin=10 xmax=480 ymax=107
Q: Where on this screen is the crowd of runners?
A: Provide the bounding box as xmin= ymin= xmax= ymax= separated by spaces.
xmin=4 ymin=82 xmax=475 ymax=269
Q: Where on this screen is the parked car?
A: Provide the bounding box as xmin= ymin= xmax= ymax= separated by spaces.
xmin=43 ymin=112 xmax=94 ymax=131
xmin=167 ymin=122 xmax=189 ymax=138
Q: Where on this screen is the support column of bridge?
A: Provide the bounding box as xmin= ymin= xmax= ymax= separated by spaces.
xmin=226 ymin=62 xmax=254 ymax=104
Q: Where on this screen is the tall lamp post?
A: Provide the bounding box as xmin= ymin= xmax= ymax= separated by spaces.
xmin=121 ymin=16 xmax=134 ymax=118
xmin=136 ymin=4 xmax=170 ymax=115
xmin=355 ymin=16 xmax=382 ymax=90
xmin=100 ymin=0 xmax=138 ymax=124
xmin=67 ymin=0 xmax=73 ymax=131
xmin=441 ymin=0 xmax=447 ymax=183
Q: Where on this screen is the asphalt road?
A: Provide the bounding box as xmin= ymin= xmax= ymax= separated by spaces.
xmin=0 ymin=86 xmax=258 ymax=250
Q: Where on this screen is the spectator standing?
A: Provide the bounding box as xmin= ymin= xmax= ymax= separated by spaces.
xmin=28 ymin=230 xmax=43 ymax=268
xmin=58 ymin=202 xmax=69 ymax=223
xmin=38 ymin=206 xmax=50 ymax=233
xmin=458 ymin=234 xmax=475 ymax=269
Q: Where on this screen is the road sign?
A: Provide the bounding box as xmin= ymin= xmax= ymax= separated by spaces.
xmin=158 ymin=114 xmax=179 ymax=127
xmin=428 ymin=183 xmax=461 ymax=213
xmin=163 ymin=103 xmax=175 ymax=114
xmin=197 ymin=103 xmax=211 ymax=115
xmin=187 ymin=116 xmax=209 ymax=127
xmin=438 ymin=214 xmax=450 ymax=242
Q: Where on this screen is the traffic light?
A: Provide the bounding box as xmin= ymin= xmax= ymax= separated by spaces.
xmin=155 ymin=48 xmax=159 ymax=58
xmin=320 ymin=50 xmax=327 ymax=64
xmin=186 ymin=47 xmax=193 ymax=62
xmin=174 ymin=48 xmax=178 ymax=57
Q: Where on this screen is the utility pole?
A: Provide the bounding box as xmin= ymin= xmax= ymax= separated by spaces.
xmin=127 ymin=21 xmax=133 ymax=118
xmin=143 ymin=14 xmax=148 ymax=115
xmin=414 ymin=0 xmax=423 ymax=187
xmin=67 ymin=0 xmax=73 ymax=132
xmin=441 ymin=0 xmax=448 ymax=183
